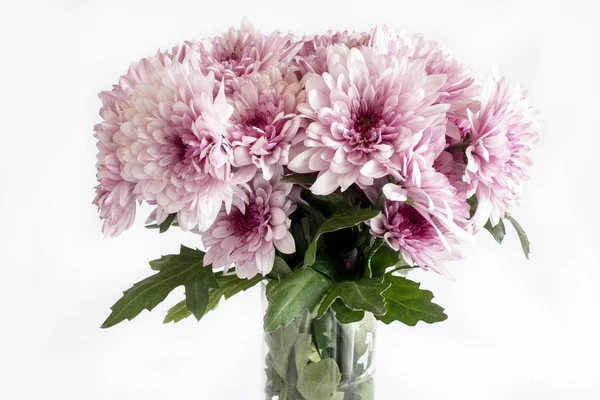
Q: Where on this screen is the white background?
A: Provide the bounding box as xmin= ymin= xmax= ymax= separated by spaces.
xmin=1 ymin=0 xmax=599 ymax=399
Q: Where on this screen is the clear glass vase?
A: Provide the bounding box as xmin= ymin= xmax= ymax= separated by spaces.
xmin=263 ymin=286 xmax=376 ymax=400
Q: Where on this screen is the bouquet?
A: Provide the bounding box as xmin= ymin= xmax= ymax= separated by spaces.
xmin=94 ymin=19 xmax=539 ymax=399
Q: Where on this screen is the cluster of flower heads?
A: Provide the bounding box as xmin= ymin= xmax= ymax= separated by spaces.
xmin=93 ymin=19 xmax=539 ymax=278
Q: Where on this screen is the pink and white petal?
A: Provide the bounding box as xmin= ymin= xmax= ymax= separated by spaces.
xmin=311 ymin=170 xmax=341 ymax=195
xmin=383 ymin=184 xmax=408 ymax=202
xmin=274 ymin=232 xmax=296 ymax=254
xmin=255 ymin=246 xmax=276 ymax=275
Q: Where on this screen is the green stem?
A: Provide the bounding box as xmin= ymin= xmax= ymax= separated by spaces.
xmin=446 ymin=131 xmax=472 ymax=154
xmin=301 ymin=311 xmax=312 ymax=334
xmin=387 ymin=265 xmax=418 ymax=274
xmin=446 ymin=142 xmax=469 ymax=153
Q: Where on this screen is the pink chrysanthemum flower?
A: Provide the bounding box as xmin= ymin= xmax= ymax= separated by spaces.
xmin=186 ymin=18 xmax=302 ymax=94
xmin=465 ymin=74 xmax=539 ymax=229
xmin=369 ymin=26 xmax=480 ymax=141
xmin=369 ymin=26 xmax=478 ymax=113
xmin=370 ymin=156 xmax=471 ymax=272
xmin=118 ymin=45 xmax=189 ymax=95
xmin=228 ymin=67 xmax=305 ymax=183
xmin=202 ymin=175 xmax=296 ymax=279
xmin=382 ymin=161 xmax=471 ymax=238
xmin=288 ymin=44 xmax=449 ymax=195
xmin=433 ymin=150 xmax=469 ymax=217
xmin=93 ymin=87 xmax=138 ymax=237
xmin=93 ymin=48 xmax=186 ymax=236
xmin=295 ymin=30 xmax=370 ymax=75
xmin=115 ymin=58 xmax=241 ymax=232
xmin=370 ymin=201 xmax=459 ymax=273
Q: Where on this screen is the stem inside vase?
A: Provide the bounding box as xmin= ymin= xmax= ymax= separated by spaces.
xmin=264 ymin=288 xmax=376 ymax=400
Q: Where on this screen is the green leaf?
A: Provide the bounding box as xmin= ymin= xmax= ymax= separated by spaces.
xmin=484 ymin=219 xmax=506 ymax=244
xmin=353 ymin=315 xmax=376 ymax=360
xmin=294 ymin=333 xmax=321 ymax=373
xmin=159 ymin=213 xmax=177 ymax=233
xmin=363 ymin=239 xmax=383 ymax=278
xmin=289 ymin=212 xmax=325 ymax=269
xmin=265 ymin=317 xmax=303 ymax=383
xmin=296 ymin=201 xmax=327 ymax=229
xmin=101 ymin=246 xmax=206 ymax=328
xmin=304 ymin=207 xmax=381 ymax=267
xmin=163 ymin=300 xmax=191 ymax=324
xmin=149 ymin=245 xmax=200 ymax=271
xmin=301 ymin=215 xmax=317 ymax=239
xmin=506 ymin=215 xmax=531 ymax=259
xmin=297 ymin=358 xmax=342 ymax=400
xmin=376 ymin=275 xmax=447 ymax=326
xmin=310 ymin=255 xmax=346 ymax=283
xmin=280 ymin=174 xmax=317 ymax=184
xmin=375 ymin=189 xmax=385 ymax=209
xmin=312 ymin=315 xmax=335 ymax=353
xmin=331 ymin=299 xmax=365 ymax=324
xmin=304 ymin=192 xmax=355 ymax=215
xmin=164 ymin=273 xmax=262 ymax=324
xmin=265 ymin=356 xmax=288 ymax=399
xmin=317 ymin=278 xmax=390 ymax=318
xmin=366 ymin=241 xmax=406 ymax=278
xmin=145 ymin=213 xmax=178 ymax=232
xmin=264 ymin=267 xmax=332 ymax=332
xmin=467 ymin=195 xmax=477 ymax=218
xmin=207 ymin=274 xmax=263 ymax=312
xmin=184 ymin=266 xmax=219 ymax=320
xmin=269 ymin=256 xmax=292 ymax=280
xmin=292 ymin=220 xmax=310 ymax=257
xmin=353 ymin=378 xmax=375 ymax=400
